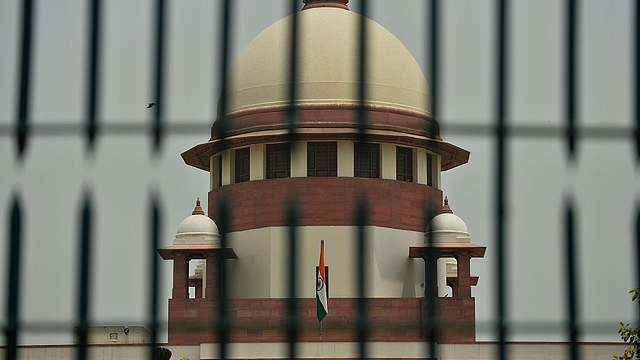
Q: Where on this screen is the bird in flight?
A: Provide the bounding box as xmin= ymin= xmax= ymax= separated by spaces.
xmin=147 ymin=102 xmax=157 ymax=109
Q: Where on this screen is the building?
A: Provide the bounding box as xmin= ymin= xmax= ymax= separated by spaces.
xmin=160 ymin=0 xmax=486 ymax=355
xmin=0 ymin=1 xmax=629 ymax=360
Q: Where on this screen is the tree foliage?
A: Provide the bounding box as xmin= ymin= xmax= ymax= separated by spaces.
xmin=614 ymin=288 xmax=640 ymax=360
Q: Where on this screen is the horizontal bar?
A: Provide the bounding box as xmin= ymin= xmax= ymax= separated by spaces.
xmin=0 ymin=123 xmax=636 ymax=140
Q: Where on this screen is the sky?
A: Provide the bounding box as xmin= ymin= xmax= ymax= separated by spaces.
xmin=0 ymin=0 xmax=639 ymax=345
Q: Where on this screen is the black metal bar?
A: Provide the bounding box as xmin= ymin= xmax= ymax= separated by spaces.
xmin=217 ymin=196 xmax=230 ymax=360
xmin=15 ymin=0 xmax=34 ymax=159
xmin=356 ymin=0 xmax=369 ymax=138
xmin=287 ymin=0 xmax=300 ymax=141
xmin=424 ymin=208 xmax=438 ymax=360
xmin=286 ymin=201 xmax=299 ymax=360
xmin=147 ymin=196 xmax=161 ymax=360
xmin=564 ymin=199 xmax=579 ymax=360
xmin=429 ymin=0 xmax=439 ymax=123
xmin=636 ymin=1 xmax=640 ymax=164
xmin=566 ymin=0 xmax=578 ymax=161
xmin=75 ymin=194 xmax=93 ymax=360
xmin=4 ymin=196 xmax=23 ymax=360
xmin=1 ymin=122 xmax=637 ymax=140
xmin=426 ymin=8 xmax=441 ymax=356
xmin=214 ymin=0 xmax=233 ymax=148
xmin=152 ymin=0 xmax=166 ymax=152
xmin=85 ymin=0 xmax=101 ymax=153
xmin=495 ymin=0 xmax=509 ymax=358
xmin=355 ymin=199 xmax=368 ymax=360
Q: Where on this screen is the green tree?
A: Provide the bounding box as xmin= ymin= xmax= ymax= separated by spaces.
xmin=614 ymin=288 xmax=640 ymax=360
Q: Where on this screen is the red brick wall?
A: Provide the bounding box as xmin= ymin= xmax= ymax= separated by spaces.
xmin=168 ymin=297 xmax=475 ymax=345
xmin=208 ymin=177 xmax=442 ymax=233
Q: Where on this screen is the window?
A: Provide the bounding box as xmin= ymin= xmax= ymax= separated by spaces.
xmin=266 ymin=143 xmax=291 ymax=179
xmin=354 ymin=142 xmax=380 ymax=178
xmin=396 ymin=146 xmax=413 ymax=182
xmin=307 ymin=142 xmax=337 ymax=177
xmin=234 ymin=147 xmax=250 ymax=183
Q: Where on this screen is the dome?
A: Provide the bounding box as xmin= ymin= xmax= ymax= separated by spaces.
xmin=174 ymin=198 xmax=220 ymax=246
xmin=425 ymin=197 xmax=470 ymax=244
xmin=223 ymin=6 xmax=431 ymax=116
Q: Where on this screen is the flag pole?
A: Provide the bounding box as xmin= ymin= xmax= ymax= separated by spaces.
xmin=319 ymin=321 xmax=323 ymax=340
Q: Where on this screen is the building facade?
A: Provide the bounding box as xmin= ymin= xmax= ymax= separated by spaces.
xmin=160 ymin=0 xmax=485 ymax=353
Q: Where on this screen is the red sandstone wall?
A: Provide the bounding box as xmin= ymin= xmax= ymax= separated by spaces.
xmin=208 ymin=177 xmax=442 ymax=233
xmin=168 ymin=297 xmax=475 ymax=345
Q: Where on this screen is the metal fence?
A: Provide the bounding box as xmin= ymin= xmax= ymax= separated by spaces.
xmin=1 ymin=1 xmax=639 ymax=360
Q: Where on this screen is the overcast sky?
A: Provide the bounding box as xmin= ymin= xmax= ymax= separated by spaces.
xmin=0 ymin=0 xmax=639 ymax=345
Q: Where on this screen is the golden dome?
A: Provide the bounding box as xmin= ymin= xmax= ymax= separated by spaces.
xmin=223 ymin=7 xmax=431 ymax=116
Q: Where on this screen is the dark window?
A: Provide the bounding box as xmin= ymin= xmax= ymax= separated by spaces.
xmin=307 ymin=142 xmax=337 ymax=177
xmin=234 ymin=147 xmax=250 ymax=183
xmin=354 ymin=142 xmax=380 ymax=178
xmin=266 ymin=143 xmax=291 ymax=179
xmin=396 ymin=146 xmax=413 ymax=182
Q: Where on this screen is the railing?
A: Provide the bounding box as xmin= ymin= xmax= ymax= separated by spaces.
xmin=1 ymin=1 xmax=639 ymax=360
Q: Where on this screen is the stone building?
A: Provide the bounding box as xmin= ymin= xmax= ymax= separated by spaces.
xmin=159 ymin=0 xmax=485 ymax=354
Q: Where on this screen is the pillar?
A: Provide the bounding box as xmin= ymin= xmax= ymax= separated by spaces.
xmin=437 ymin=258 xmax=447 ymax=297
xmin=455 ymin=251 xmax=472 ymax=298
xmin=172 ymin=253 xmax=189 ymax=299
xmin=205 ymin=254 xmax=220 ymax=299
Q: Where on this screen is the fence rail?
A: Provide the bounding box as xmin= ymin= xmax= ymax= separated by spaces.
xmin=2 ymin=1 xmax=640 ymax=360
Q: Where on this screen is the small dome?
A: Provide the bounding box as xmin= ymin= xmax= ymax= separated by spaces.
xmin=222 ymin=6 xmax=431 ymax=117
xmin=425 ymin=197 xmax=470 ymax=244
xmin=174 ymin=198 xmax=220 ymax=246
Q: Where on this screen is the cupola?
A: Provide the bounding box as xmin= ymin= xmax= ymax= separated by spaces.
xmin=425 ymin=197 xmax=471 ymax=244
xmin=173 ymin=198 xmax=220 ymax=246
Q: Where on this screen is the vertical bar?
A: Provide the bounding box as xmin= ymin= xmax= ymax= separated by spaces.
xmin=214 ymin=1 xmax=233 ymax=356
xmin=147 ymin=196 xmax=161 ymax=360
xmin=286 ymin=202 xmax=299 ymax=360
xmin=424 ymin=209 xmax=438 ymax=360
xmin=564 ymin=199 xmax=579 ymax=360
xmin=635 ymin=1 xmax=640 ymax=164
xmin=15 ymin=0 xmax=35 ymax=159
xmin=151 ymin=0 xmax=166 ymax=152
xmin=355 ymin=3 xmax=369 ymax=357
xmin=428 ymin=0 xmax=439 ymax=123
xmin=85 ymin=0 xmax=101 ymax=152
xmin=217 ymin=197 xmax=230 ymax=360
xmin=495 ymin=0 xmax=509 ymax=359
xmin=214 ymin=0 xmax=233 ymax=147
xmin=4 ymin=196 xmax=23 ymax=360
xmin=355 ymin=199 xmax=368 ymax=360
xmin=426 ymin=2 xmax=440 ymax=353
xmin=565 ymin=0 xmax=578 ymax=161
xmin=75 ymin=194 xmax=93 ymax=360
xmin=287 ymin=0 xmax=300 ymax=140
xmin=356 ymin=0 xmax=369 ymax=137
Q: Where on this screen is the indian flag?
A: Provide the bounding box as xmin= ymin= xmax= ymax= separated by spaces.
xmin=316 ymin=240 xmax=328 ymax=322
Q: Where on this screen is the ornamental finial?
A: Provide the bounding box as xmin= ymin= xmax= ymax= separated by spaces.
xmin=441 ymin=196 xmax=453 ymax=214
xmin=192 ymin=198 xmax=205 ymax=215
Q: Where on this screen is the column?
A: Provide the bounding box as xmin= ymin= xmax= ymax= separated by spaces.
xmin=455 ymin=251 xmax=472 ymax=298
xmin=205 ymin=254 xmax=220 ymax=299
xmin=172 ymin=253 xmax=189 ymax=299
xmin=437 ymin=258 xmax=447 ymax=297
